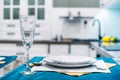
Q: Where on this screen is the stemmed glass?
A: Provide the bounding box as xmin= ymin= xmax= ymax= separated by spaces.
xmin=20 ymin=15 xmax=35 ymax=75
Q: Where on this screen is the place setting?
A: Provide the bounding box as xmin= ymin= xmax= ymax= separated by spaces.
xmin=0 ymin=57 xmax=6 ymax=64
xmin=31 ymin=55 xmax=112 ymax=76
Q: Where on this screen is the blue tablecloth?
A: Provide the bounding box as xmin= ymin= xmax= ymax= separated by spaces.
xmin=0 ymin=57 xmax=120 ymax=80
xmin=0 ymin=56 xmax=17 ymax=68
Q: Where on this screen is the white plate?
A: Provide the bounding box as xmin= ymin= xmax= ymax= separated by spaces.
xmin=0 ymin=57 xmax=5 ymax=61
xmin=44 ymin=56 xmax=96 ymax=68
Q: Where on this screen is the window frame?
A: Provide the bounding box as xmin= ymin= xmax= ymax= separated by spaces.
xmin=28 ymin=0 xmax=45 ymax=20
xmin=3 ymin=0 xmax=20 ymax=20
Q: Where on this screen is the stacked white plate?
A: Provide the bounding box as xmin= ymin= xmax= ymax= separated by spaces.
xmin=44 ymin=56 xmax=96 ymax=68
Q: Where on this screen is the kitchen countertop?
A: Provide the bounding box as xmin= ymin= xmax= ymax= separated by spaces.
xmin=90 ymin=42 xmax=120 ymax=58
xmin=0 ymin=39 xmax=98 ymax=44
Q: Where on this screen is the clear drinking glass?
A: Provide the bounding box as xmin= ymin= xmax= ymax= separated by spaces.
xmin=20 ymin=15 xmax=35 ymax=75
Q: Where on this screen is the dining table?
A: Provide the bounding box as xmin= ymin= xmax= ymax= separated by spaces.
xmin=0 ymin=56 xmax=120 ymax=80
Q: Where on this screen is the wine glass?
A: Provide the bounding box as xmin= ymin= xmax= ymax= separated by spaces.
xmin=20 ymin=15 xmax=35 ymax=75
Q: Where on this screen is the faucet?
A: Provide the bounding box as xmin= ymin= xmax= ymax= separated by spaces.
xmin=92 ymin=19 xmax=102 ymax=41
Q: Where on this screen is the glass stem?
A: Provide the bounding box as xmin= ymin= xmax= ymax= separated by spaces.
xmin=25 ymin=47 xmax=31 ymax=71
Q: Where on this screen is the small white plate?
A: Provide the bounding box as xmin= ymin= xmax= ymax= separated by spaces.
xmin=44 ymin=56 xmax=96 ymax=68
xmin=0 ymin=57 xmax=5 ymax=61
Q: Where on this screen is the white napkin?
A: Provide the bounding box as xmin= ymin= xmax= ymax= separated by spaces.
xmin=0 ymin=57 xmax=5 ymax=61
xmin=31 ymin=60 xmax=111 ymax=73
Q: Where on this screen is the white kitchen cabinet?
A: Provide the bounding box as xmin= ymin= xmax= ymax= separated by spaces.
xmin=49 ymin=44 xmax=69 ymax=56
xmin=0 ymin=23 xmax=21 ymax=40
xmin=0 ymin=22 xmax=51 ymax=41
xmin=0 ymin=0 xmax=52 ymax=41
xmin=16 ymin=44 xmax=48 ymax=57
xmin=0 ymin=43 xmax=17 ymax=56
xmin=70 ymin=44 xmax=90 ymax=56
xmin=30 ymin=44 xmax=48 ymax=57
xmin=0 ymin=42 xmax=97 ymax=58
xmin=0 ymin=43 xmax=48 ymax=57
xmin=34 ymin=23 xmax=52 ymax=40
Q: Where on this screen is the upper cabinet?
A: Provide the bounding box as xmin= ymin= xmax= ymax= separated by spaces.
xmin=100 ymin=0 xmax=120 ymax=9
xmin=53 ymin=0 xmax=100 ymax=8
xmin=53 ymin=0 xmax=120 ymax=9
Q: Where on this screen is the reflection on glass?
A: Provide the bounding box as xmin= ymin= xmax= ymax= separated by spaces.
xmin=28 ymin=8 xmax=35 ymax=15
xmin=13 ymin=0 xmax=20 ymax=5
xmin=4 ymin=8 xmax=10 ymax=19
xmin=13 ymin=8 xmax=19 ymax=19
xmin=38 ymin=0 xmax=44 ymax=5
xmin=4 ymin=0 xmax=10 ymax=5
xmin=38 ymin=8 xmax=44 ymax=20
xmin=28 ymin=0 xmax=35 ymax=5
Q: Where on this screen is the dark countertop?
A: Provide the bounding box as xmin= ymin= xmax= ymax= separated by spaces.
xmin=0 ymin=39 xmax=98 ymax=45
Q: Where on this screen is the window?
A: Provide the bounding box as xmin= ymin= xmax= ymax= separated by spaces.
xmin=28 ymin=0 xmax=35 ymax=5
xmin=4 ymin=0 xmax=10 ymax=5
xmin=4 ymin=8 xmax=10 ymax=19
xmin=3 ymin=0 xmax=45 ymax=20
xmin=28 ymin=8 xmax=35 ymax=15
xmin=38 ymin=0 xmax=44 ymax=5
xmin=13 ymin=8 xmax=20 ymax=19
xmin=38 ymin=8 xmax=45 ymax=19
xmin=3 ymin=0 xmax=20 ymax=20
xmin=28 ymin=0 xmax=45 ymax=20
xmin=13 ymin=0 xmax=20 ymax=5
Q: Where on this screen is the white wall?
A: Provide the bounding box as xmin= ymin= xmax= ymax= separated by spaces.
xmin=95 ymin=9 xmax=120 ymax=38
xmin=51 ymin=7 xmax=101 ymax=39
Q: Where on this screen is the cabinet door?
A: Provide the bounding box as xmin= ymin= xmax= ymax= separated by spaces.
xmin=34 ymin=23 xmax=51 ymax=40
xmin=0 ymin=23 xmax=21 ymax=40
xmin=0 ymin=44 xmax=16 ymax=56
xmin=16 ymin=44 xmax=48 ymax=57
xmin=50 ymin=44 xmax=69 ymax=56
xmin=70 ymin=44 xmax=89 ymax=56
xmin=30 ymin=44 xmax=48 ymax=57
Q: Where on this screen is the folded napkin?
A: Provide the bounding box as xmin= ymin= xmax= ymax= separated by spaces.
xmin=63 ymin=62 xmax=116 ymax=76
xmin=0 ymin=57 xmax=5 ymax=61
xmin=0 ymin=61 xmax=6 ymax=64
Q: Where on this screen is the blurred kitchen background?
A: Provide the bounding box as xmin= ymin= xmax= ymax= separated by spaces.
xmin=0 ymin=0 xmax=120 ymax=58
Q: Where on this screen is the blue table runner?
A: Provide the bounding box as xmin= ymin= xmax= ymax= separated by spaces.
xmin=0 ymin=56 xmax=17 ymax=68
xmin=0 ymin=57 xmax=120 ymax=80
